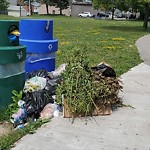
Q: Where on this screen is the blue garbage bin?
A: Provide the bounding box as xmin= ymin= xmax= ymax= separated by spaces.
xmin=19 ymin=19 xmax=58 ymax=73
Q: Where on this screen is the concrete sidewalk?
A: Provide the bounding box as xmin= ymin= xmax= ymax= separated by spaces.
xmin=136 ymin=34 xmax=150 ymax=65
xmin=11 ymin=35 xmax=150 ymax=150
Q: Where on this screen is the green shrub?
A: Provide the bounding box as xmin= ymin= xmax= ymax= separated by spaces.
xmin=6 ymin=90 xmax=23 ymax=116
xmin=56 ymin=47 xmax=123 ymax=118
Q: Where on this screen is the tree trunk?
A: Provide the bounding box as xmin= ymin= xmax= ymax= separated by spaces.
xmin=30 ymin=3 xmax=33 ymax=15
xmin=46 ymin=3 xmax=49 ymax=14
xmin=60 ymin=7 xmax=62 ymax=15
xmin=111 ymin=8 xmax=114 ymax=20
xmin=19 ymin=5 xmax=21 ymax=17
xmin=143 ymin=3 xmax=149 ymax=30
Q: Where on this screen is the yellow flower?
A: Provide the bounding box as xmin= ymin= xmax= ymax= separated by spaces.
xmin=88 ymin=29 xmax=100 ymax=33
xmin=60 ymin=41 xmax=70 ymax=45
xmin=56 ymin=33 xmax=65 ymax=37
xmin=112 ymin=38 xmax=125 ymax=41
xmin=103 ymin=46 xmax=116 ymax=49
xmin=103 ymin=46 xmax=121 ymax=49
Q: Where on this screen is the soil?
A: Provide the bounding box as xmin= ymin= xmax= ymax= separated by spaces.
xmin=0 ymin=121 xmax=14 ymax=136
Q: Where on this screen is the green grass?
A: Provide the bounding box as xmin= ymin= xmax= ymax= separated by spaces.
xmin=0 ymin=119 xmax=50 ymax=150
xmin=0 ymin=14 xmax=150 ymax=149
xmin=1 ymin=14 xmax=149 ymax=76
xmin=32 ymin=15 xmax=149 ymax=76
xmin=53 ymin=18 xmax=149 ymax=76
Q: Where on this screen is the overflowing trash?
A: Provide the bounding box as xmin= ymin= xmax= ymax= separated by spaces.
xmin=10 ymin=64 xmax=67 ymax=129
xmin=10 ymin=61 xmax=122 ymax=127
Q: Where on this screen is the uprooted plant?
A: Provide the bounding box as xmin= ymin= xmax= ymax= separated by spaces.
xmin=56 ymin=47 xmax=123 ymax=118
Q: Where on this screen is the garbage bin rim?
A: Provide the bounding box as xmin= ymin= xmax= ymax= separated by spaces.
xmin=0 ymin=45 xmax=26 ymax=50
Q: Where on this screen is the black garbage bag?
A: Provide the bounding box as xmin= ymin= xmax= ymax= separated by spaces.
xmin=91 ymin=62 xmax=116 ymax=78
xmin=26 ymin=69 xmax=52 ymax=79
xmin=45 ymin=77 xmax=63 ymax=95
xmin=22 ymin=90 xmax=54 ymax=119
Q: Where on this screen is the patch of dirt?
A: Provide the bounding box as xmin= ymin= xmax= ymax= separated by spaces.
xmin=0 ymin=121 xmax=14 ymax=136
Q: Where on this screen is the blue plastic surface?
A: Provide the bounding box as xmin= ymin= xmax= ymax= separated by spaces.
xmin=20 ymin=39 xmax=58 ymax=53
xmin=19 ymin=19 xmax=53 ymax=40
xmin=25 ymin=58 xmax=55 ymax=73
xmin=19 ymin=19 xmax=58 ymax=73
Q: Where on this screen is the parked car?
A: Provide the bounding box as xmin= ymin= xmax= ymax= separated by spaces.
xmin=125 ymin=11 xmax=136 ymax=19
xmin=78 ymin=12 xmax=93 ymax=18
xmin=94 ymin=12 xmax=110 ymax=19
xmin=114 ymin=9 xmax=122 ymax=18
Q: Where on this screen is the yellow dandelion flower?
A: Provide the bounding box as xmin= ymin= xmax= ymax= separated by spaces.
xmin=56 ymin=33 xmax=65 ymax=37
xmin=60 ymin=41 xmax=70 ymax=45
xmin=103 ymin=46 xmax=116 ymax=49
xmin=112 ymin=38 xmax=125 ymax=41
xmin=103 ymin=46 xmax=121 ymax=49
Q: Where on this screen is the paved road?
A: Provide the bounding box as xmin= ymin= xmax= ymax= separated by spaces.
xmin=11 ymin=35 xmax=150 ymax=150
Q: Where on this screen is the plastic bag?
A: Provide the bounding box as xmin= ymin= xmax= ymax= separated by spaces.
xmin=26 ymin=69 xmax=51 ymax=79
xmin=22 ymin=90 xmax=54 ymax=119
xmin=91 ymin=62 xmax=116 ymax=77
xmin=40 ymin=103 xmax=60 ymax=119
xmin=51 ymin=63 xmax=67 ymax=78
xmin=45 ymin=77 xmax=62 ymax=95
xmin=40 ymin=103 xmax=55 ymax=119
xmin=11 ymin=108 xmax=27 ymax=128
xmin=23 ymin=76 xmax=47 ymax=93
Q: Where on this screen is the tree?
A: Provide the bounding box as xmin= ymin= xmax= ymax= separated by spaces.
xmin=53 ymin=0 xmax=69 ymax=15
xmin=42 ymin=0 xmax=69 ymax=15
xmin=18 ymin=0 xmax=35 ymax=15
xmin=125 ymin=0 xmax=150 ymax=29
xmin=93 ymin=0 xmax=150 ymax=29
xmin=42 ymin=0 xmax=55 ymax=14
xmin=141 ymin=0 xmax=150 ymax=29
xmin=93 ymin=0 xmax=117 ymax=19
xmin=0 ymin=0 xmax=9 ymax=13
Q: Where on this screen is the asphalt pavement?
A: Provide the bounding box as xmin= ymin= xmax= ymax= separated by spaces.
xmin=11 ymin=34 xmax=150 ymax=150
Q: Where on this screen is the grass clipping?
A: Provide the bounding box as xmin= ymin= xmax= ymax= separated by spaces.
xmin=56 ymin=48 xmax=123 ymax=118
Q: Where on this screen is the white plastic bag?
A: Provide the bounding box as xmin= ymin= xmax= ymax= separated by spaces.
xmin=51 ymin=64 xmax=67 ymax=77
xmin=23 ymin=76 xmax=46 ymax=93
